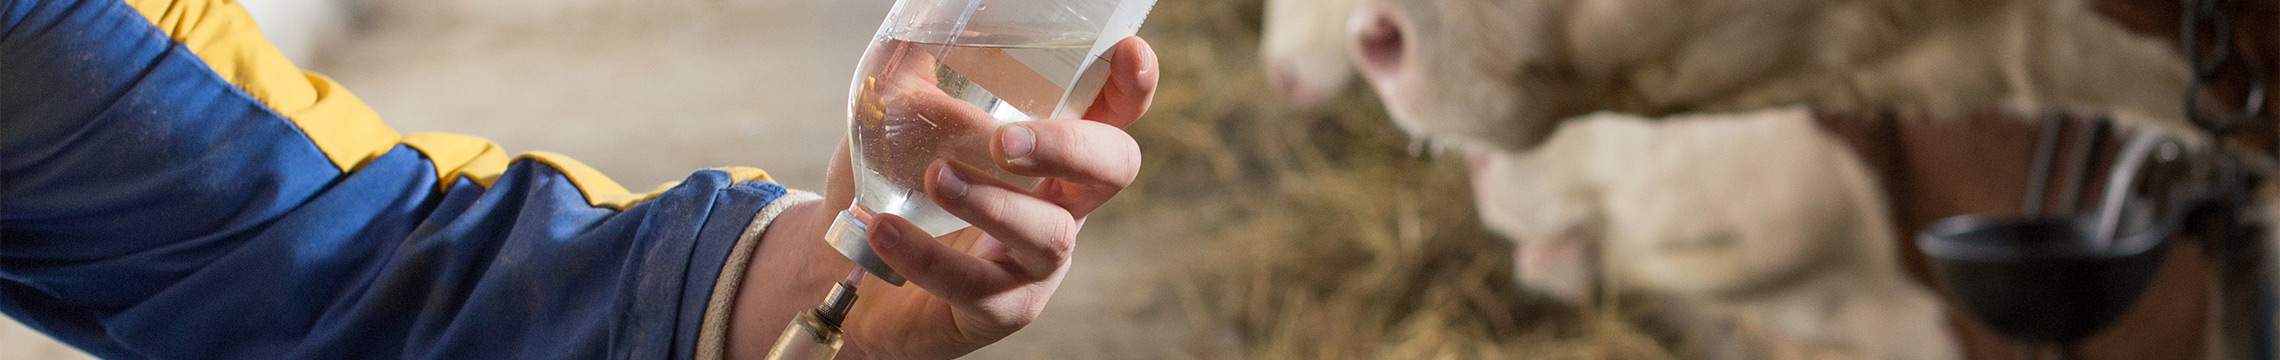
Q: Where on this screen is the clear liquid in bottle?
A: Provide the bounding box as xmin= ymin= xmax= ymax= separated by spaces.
xmin=845 ymin=29 xmax=1108 ymax=236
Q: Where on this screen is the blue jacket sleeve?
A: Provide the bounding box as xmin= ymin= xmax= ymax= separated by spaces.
xmin=0 ymin=1 xmax=802 ymax=358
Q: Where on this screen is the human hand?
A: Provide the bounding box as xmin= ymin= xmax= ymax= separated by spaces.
xmin=826 ymin=36 xmax=1158 ymax=359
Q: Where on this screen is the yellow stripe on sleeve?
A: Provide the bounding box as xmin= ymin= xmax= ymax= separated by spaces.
xmin=516 ymin=152 xmax=641 ymax=209
xmin=404 ymin=133 xmax=779 ymax=209
xmin=515 ymin=153 xmax=779 ymax=210
xmin=123 ymin=0 xmax=781 ymax=210
xmin=401 ymin=133 xmax=511 ymax=189
xmin=124 ymin=0 xmax=400 ymax=171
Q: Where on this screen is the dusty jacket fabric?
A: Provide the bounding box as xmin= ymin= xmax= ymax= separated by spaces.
xmin=0 ymin=0 xmax=804 ymax=358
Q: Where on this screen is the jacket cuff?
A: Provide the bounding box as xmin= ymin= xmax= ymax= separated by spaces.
xmin=692 ymin=190 xmax=823 ymax=360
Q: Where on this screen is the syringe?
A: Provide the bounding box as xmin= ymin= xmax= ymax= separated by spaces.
xmin=763 ymin=269 xmax=867 ymax=360
xmin=766 ymin=206 xmax=910 ymax=360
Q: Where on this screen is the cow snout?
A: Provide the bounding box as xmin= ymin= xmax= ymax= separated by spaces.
xmin=1268 ymin=66 xmax=1313 ymax=105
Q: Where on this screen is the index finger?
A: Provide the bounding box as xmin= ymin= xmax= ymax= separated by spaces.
xmin=1081 ymin=36 xmax=1159 ymax=128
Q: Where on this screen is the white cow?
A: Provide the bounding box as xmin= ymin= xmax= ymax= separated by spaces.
xmin=1263 ymin=0 xmax=2203 ymax=358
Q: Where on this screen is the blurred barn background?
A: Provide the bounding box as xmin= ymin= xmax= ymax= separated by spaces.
xmin=0 ymin=0 xmax=1669 ymax=358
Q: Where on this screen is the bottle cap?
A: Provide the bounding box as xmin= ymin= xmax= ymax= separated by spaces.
xmin=826 ymin=209 xmax=907 ymax=286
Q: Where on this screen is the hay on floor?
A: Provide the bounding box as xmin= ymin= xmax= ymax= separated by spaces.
xmin=1106 ymin=0 xmax=1680 ymax=358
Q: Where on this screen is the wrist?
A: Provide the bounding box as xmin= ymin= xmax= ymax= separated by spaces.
xmin=726 ymin=198 xmax=858 ymax=360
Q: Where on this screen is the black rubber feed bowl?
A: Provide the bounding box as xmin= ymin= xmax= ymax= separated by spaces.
xmin=1917 ymin=215 xmax=2170 ymax=345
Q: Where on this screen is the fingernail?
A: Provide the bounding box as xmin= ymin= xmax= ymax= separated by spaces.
xmin=872 ymin=217 xmax=903 ymax=250
xmin=1001 ymin=125 xmax=1036 ymax=163
xmin=1119 ymin=57 xmax=1150 ymax=95
xmin=935 ymin=162 xmax=969 ymax=200
xmin=1128 ymin=41 xmax=1155 ymax=94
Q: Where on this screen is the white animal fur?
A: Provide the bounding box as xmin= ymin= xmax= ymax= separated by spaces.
xmin=1262 ymin=0 xmax=1363 ymax=106
xmin=1473 ymin=109 xmax=1955 ymax=359
xmin=1274 ymin=0 xmax=2203 ymax=357
xmin=1359 ymin=0 xmax=2194 ymax=152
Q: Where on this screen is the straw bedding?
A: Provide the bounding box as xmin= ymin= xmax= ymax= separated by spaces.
xmin=1100 ymin=0 xmax=1681 ymax=357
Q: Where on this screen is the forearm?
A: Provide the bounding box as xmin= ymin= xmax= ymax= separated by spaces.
xmin=725 ymin=198 xmax=862 ymax=360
